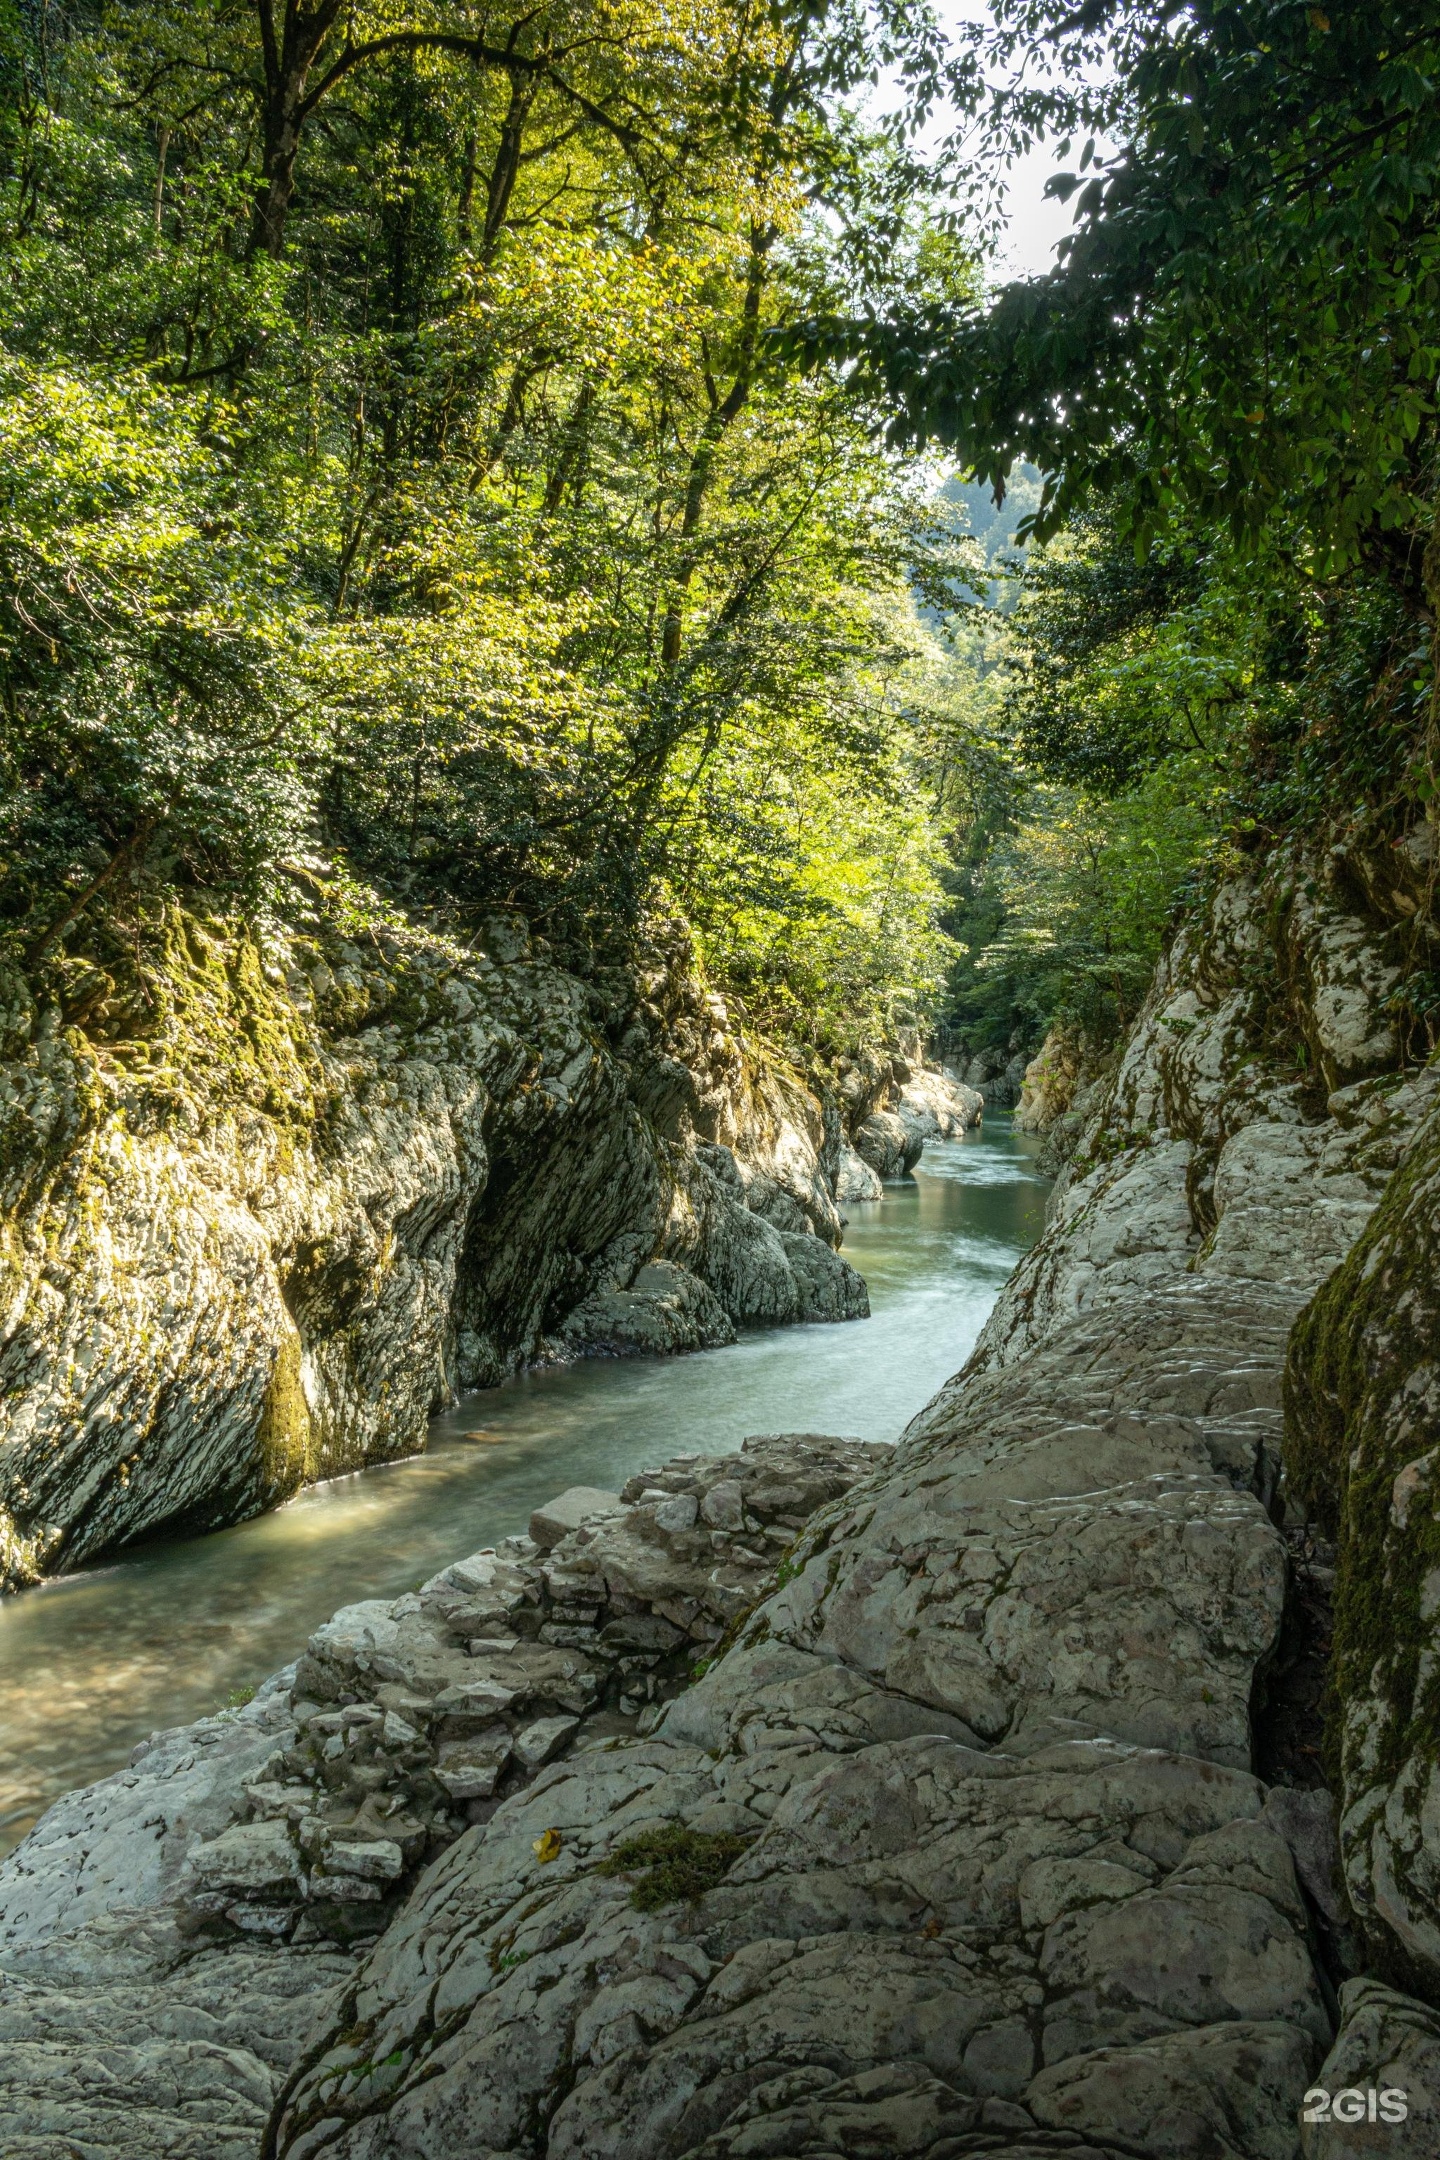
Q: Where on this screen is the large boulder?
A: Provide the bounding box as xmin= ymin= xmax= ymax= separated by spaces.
xmin=835 ymin=1141 xmax=883 ymax=1202
xmin=1305 ymin=1978 xmax=1440 ymax=2156
xmin=270 ymin=1732 xmax=1322 ymax=2160
xmin=852 ymin=1108 xmax=922 ymax=1180
xmin=895 ymin=1067 xmax=984 ymax=1141
xmin=558 ymin=1262 xmax=737 ymax=1357
xmin=842 ymin=1063 xmax=981 ymax=1191
xmin=657 ymin=1145 xmax=868 ymax=1328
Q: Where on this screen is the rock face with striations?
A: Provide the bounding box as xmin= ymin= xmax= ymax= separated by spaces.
xmin=0 ymin=888 xmax=866 ymax=1588
xmin=9 ymin=831 xmax=1440 ymax=2157
xmin=253 ymin=839 xmax=1440 ymax=2160
xmin=844 ymin=1060 xmax=983 ymax=1187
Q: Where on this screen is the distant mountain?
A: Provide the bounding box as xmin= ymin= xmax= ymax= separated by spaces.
xmin=939 ymin=463 xmax=1045 ymax=566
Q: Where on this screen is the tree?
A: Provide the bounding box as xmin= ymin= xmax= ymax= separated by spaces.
xmin=817 ymin=1 xmax=1440 ymax=608
xmin=0 ymin=0 xmax=975 ymax=1043
xmin=102 ymin=0 xmax=727 ymax=264
xmin=930 ymin=492 xmax=1321 ymax=1056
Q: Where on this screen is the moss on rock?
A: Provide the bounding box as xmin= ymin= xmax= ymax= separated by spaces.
xmin=598 ymin=1824 xmax=755 ymax=1909
xmin=254 ymin=1322 xmax=317 ymax=1504
xmin=1285 ymin=1079 xmax=1440 ymax=1995
xmin=0 ymin=879 xmax=858 ymax=1585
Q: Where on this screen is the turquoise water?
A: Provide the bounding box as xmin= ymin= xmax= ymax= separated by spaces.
xmin=0 ymin=1120 xmax=1047 ymax=1853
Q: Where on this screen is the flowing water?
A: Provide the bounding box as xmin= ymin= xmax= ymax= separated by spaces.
xmin=0 ymin=1119 xmax=1048 ymax=1856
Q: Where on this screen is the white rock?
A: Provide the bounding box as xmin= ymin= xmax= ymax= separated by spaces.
xmin=186 ymin=1819 xmax=302 ymax=1899
xmin=529 ymin=1486 xmax=622 ymax=1550
xmin=852 ymin=1109 xmax=920 ymax=1180
xmin=652 ymin=1492 xmax=699 ymax=1533
xmin=317 ymin=1838 xmax=402 ymax=1882
xmin=434 ymin=1731 xmax=512 ymax=1800
xmin=0 ymin=1691 xmax=298 ymax=1962
xmin=309 ymin=1874 xmax=380 ymax=1902
xmin=513 ymin=1716 xmax=580 ymax=1768
xmin=896 ymin=1068 xmax=984 ymax=1138
xmin=834 ymin=1143 xmax=883 ymax=1202
xmin=433 ymin=1678 xmax=517 ymax=1718
xmin=699 ymin=1480 xmax=744 ymax=1529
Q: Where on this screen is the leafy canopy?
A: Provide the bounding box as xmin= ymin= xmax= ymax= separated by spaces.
xmin=815 ymin=0 xmax=1440 ymax=596
xmin=0 ymin=0 xmax=984 ymax=1051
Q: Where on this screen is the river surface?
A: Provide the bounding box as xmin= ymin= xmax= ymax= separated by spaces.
xmin=0 ymin=1120 xmax=1048 ymax=1855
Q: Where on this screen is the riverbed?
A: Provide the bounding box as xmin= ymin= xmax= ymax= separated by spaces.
xmin=0 ymin=1120 xmax=1047 ymax=1854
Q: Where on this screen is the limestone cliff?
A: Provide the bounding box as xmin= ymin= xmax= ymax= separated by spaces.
xmin=1013 ymin=1024 xmax=1087 ymax=1135
xmin=1012 ymin=1024 xmax=1115 ymax=1172
xmin=0 ymin=880 xmax=865 ymax=1589
xmin=835 ymin=1049 xmax=984 ymax=1196
xmin=9 ymin=831 xmax=1440 ymax=2157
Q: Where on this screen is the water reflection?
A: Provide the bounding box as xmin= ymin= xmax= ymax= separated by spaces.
xmin=0 ymin=1119 xmax=1047 ymax=1851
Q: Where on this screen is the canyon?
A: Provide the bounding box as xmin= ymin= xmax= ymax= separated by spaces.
xmin=0 ymin=886 xmax=974 ymax=1591
xmin=5 ymin=833 xmax=1440 ymax=2156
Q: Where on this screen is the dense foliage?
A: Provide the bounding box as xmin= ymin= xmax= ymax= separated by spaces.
xmin=834 ymin=0 xmax=1440 ymax=575
xmin=864 ymin=0 xmax=1440 ymax=1068
xmin=8 ymin=0 xmax=1436 ymax=1077
xmin=936 ymin=504 xmax=1425 ymax=1061
xmin=935 ymin=511 xmax=1245 ymax=1056
xmin=0 ymin=0 xmax=988 ymax=1053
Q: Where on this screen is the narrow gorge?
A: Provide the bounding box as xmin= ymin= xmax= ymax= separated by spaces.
xmin=0 ymin=889 xmax=918 ymax=1589
xmin=4 ymin=0 xmax=1440 ymax=2151
xmin=8 ymin=828 xmax=1440 ymax=2158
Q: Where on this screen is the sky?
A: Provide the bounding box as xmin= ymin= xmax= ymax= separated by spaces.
xmin=905 ymin=0 xmax=1115 ymax=283
xmin=993 ymin=140 xmax=1084 ymax=279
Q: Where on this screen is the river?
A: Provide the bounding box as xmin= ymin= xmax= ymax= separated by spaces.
xmin=0 ymin=1119 xmax=1048 ymax=1856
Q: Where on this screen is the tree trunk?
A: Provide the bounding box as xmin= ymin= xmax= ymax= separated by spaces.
xmin=659 ymin=228 xmax=769 ymax=668
xmin=541 ymin=379 xmax=596 ymax=512
xmin=1421 ymin=495 xmax=1440 ymax=869
xmin=481 ymin=71 xmax=535 ymax=260
xmin=457 ymin=132 xmax=477 ymax=245
xmin=27 ymin=819 xmax=157 ymax=966
xmin=249 ymin=0 xmax=346 ymax=258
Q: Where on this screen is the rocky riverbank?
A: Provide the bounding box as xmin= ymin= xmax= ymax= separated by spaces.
xmin=7 ymin=831 xmax=1440 ymax=2157
xmin=1 ymin=877 xmax=980 ymax=1590
xmin=0 ymin=1432 xmax=894 ymax=2157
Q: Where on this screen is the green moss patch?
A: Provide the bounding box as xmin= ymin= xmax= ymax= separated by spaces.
xmin=1283 ymin=1085 xmax=1440 ymax=1979
xmin=598 ymin=1825 xmax=755 ymax=1910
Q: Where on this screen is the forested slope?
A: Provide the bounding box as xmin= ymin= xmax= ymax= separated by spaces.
xmin=0 ymin=0 xmax=978 ymax=1056
xmin=0 ymin=0 xmax=988 ymax=1580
